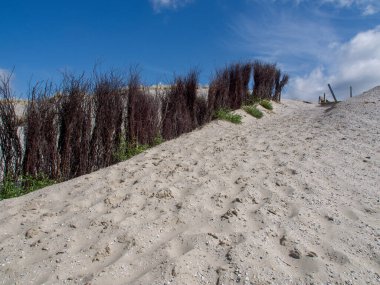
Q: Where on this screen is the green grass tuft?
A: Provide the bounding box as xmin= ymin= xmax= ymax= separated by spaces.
xmin=126 ymin=144 xmax=149 ymax=158
xmin=152 ymin=135 xmax=164 ymax=146
xmin=260 ymin=99 xmax=273 ymax=110
xmin=113 ymin=135 xmax=164 ymax=163
xmin=214 ymin=108 xmax=242 ymax=124
xmin=0 ymin=175 xmax=56 ymax=200
xmin=113 ymin=140 xmax=148 ymax=162
xmin=243 ymin=105 xmax=263 ymax=119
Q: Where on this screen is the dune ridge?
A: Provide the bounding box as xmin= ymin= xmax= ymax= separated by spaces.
xmin=0 ymin=87 xmax=379 ymax=284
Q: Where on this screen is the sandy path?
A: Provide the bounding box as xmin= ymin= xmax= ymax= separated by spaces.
xmin=0 ymin=88 xmax=379 ymax=284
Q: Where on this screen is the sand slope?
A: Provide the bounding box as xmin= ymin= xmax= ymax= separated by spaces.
xmin=1 ymin=88 xmax=379 ymax=285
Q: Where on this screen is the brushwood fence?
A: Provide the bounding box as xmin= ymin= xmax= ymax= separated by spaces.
xmin=0 ymin=61 xmax=288 ymax=197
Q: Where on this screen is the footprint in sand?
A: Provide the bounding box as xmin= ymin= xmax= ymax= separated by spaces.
xmin=326 ymin=248 xmax=350 ymax=265
xmin=343 ymin=208 xmax=359 ymax=221
xmin=288 ymin=203 xmax=301 ymax=218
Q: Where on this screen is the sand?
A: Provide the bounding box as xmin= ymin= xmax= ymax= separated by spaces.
xmin=0 ymin=87 xmax=379 ymax=285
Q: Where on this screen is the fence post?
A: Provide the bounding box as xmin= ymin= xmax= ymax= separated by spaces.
xmin=350 ymin=86 xmax=352 ymax=98
xmin=328 ymin=84 xmax=338 ymax=103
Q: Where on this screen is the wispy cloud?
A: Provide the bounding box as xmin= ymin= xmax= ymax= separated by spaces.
xmin=287 ymin=26 xmax=380 ymax=100
xmin=230 ymin=8 xmax=339 ymax=73
xmin=362 ymin=4 xmax=378 ymax=15
xmin=254 ymin=0 xmax=380 ymax=15
xmin=150 ymin=0 xmax=193 ymax=12
xmin=300 ymin=0 xmax=380 ymax=15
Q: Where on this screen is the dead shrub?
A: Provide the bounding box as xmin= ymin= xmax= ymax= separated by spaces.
xmin=90 ymin=72 xmax=126 ymax=169
xmin=23 ymin=82 xmax=59 ymax=179
xmin=252 ymin=61 xmax=277 ymax=100
xmin=183 ymin=70 xmax=199 ymax=128
xmin=274 ymin=70 xmax=289 ymax=102
xmin=241 ymin=63 xmax=252 ymax=103
xmin=0 ymin=73 xmax=22 ymax=181
xmin=208 ymin=62 xmax=252 ymax=115
xmin=126 ymin=72 xmax=160 ymax=146
xmin=194 ymin=96 xmax=209 ymax=127
xmin=208 ymin=68 xmax=230 ymax=115
xmin=57 ymin=73 xmax=92 ymax=179
xmin=161 ymin=71 xmax=199 ymax=140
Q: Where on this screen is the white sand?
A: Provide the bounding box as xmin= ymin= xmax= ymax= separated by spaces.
xmin=1 ymin=88 xmax=379 ymax=285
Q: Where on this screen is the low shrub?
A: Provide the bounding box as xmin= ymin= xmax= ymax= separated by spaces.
xmin=214 ymin=108 xmax=242 ymax=124
xmin=243 ymin=105 xmax=263 ymax=119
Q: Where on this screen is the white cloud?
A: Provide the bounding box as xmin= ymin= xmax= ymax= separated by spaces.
xmin=362 ymin=4 xmax=378 ymax=15
xmin=286 ymin=26 xmax=380 ymax=101
xmin=230 ymin=11 xmax=339 ymax=71
xmin=314 ymin=0 xmax=380 ymax=15
xmin=268 ymin=0 xmax=380 ymax=15
xmin=322 ymin=0 xmax=357 ymax=7
xmin=288 ymin=67 xmax=327 ymax=99
xmin=150 ymin=0 xmax=193 ymax=12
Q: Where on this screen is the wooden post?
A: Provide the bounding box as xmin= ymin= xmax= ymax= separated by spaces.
xmin=350 ymin=86 xmax=352 ymax=98
xmin=328 ymin=84 xmax=338 ymax=102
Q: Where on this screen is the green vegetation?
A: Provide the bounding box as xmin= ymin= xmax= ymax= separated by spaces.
xmin=113 ymin=139 xmax=148 ymax=162
xmin=214 ymin=108 xmax=242 ymax=124
xmin=260 ymin=99 xmax=273 ymax=110
xmin=152 ymin=135 xmax=164 ymax=146
xmin=126 ymin=144 xmax=149 ymax=159
xmin=243 ymin=105 xmax=263 ymax=119
xmin=113 ymin=135 xmax=164 ymax=163
xmin=0 ymin=175 xmax=56 ymax=201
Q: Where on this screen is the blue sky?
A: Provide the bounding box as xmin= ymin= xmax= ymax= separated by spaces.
xmin=1 ymin=0 xmax=379 ymax=100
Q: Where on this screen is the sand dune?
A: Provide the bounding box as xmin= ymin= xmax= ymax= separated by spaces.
xmin=1 ymin=88 xmax=379 ymax=284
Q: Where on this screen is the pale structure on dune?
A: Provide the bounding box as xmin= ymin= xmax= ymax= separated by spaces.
xmin=0 ymin=87 xmax=379 ymax=285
